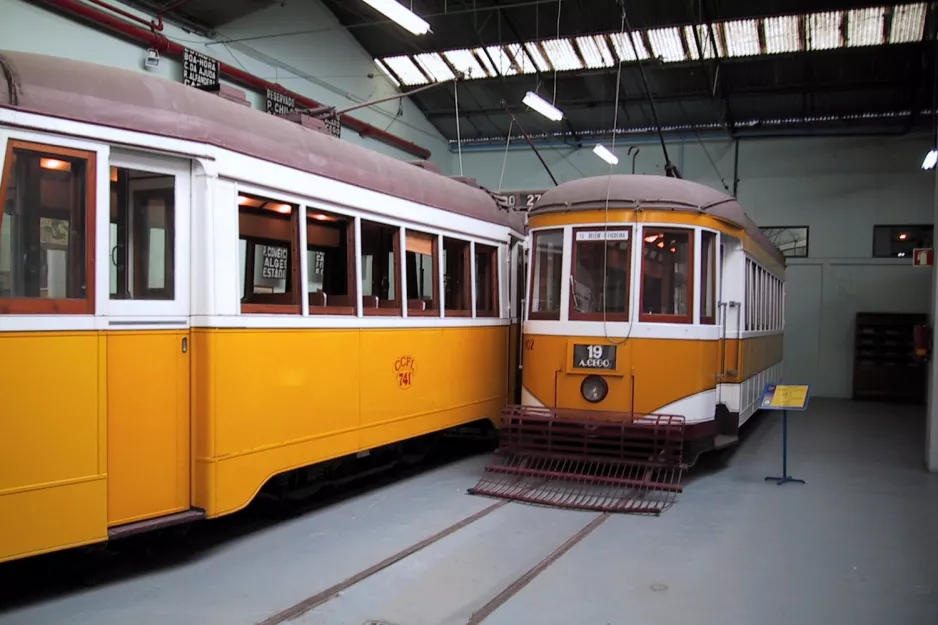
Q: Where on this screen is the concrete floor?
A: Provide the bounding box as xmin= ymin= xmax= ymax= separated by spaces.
xmin=1 ymin=398 xmax=936 ymax=625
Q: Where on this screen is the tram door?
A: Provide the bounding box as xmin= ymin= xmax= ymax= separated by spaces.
xmin=717 ymin=236 xmax=743 ymax=406
xmin=104 ymin=151 xmax=191 ymax=528
xmin=508 ymin=240 xmax=526 ymax=404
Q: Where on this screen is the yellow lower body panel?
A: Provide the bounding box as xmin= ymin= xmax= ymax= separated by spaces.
xmin=192 ymin=325 xmax=510 ymax=518
xmin=0 ymin=332 xmax=106 ymax=563
xmin=0 ymin=324 xmax=510 ymax=563
xmin=106 ymin=331 xmax=190 ymax=527
xmin=521 ymin=333 xmax=783 ymax=412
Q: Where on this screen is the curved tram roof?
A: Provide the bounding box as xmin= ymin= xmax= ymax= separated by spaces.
xmin=0 ymin=50 xmax=523 ymax=234
xmin=531 ymin=174 xmax=785 ymax=266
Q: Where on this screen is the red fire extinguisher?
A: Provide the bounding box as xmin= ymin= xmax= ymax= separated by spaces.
xmin=913 ymin=323 xmax=932 ymax=362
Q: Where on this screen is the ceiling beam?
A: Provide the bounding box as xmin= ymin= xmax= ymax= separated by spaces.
xmin=418 ymin=77 xmax=916 ymax=118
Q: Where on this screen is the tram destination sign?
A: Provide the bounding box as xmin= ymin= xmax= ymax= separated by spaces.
xmin=266 ymin=88 xmax=297 ymax=117
xmin=182 ymin=47 xmax=219 ymax=89
xmin=572 ymin=344 xmax=617 ymax=370
xmin=265 ymin=89 xmax=342 ymax=139
xmin=491 ymin=190 xmax=546 ymax=211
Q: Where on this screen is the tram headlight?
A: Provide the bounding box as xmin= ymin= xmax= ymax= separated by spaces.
xmin=580 ymin=375 xmax=608 ymax=403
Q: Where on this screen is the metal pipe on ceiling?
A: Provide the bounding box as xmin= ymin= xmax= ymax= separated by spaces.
xmin=33 ymin=0 xmax=433 ymax=160
xmin=449 ymin=125 xmax=916 ymax=152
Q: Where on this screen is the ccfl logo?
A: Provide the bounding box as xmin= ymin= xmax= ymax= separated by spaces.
xmin=395 ymin=356 xmax=415 ymax=389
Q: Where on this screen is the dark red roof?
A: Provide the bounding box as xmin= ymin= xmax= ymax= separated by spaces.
xmin=0 ymin=50 xmax=525 ymax=233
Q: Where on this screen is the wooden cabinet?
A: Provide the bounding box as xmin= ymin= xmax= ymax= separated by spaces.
xmin=852 ymin=312 xmax=927 ymax=403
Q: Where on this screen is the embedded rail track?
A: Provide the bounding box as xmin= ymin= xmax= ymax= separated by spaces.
xmin=255 ymin=499 xmax=612 ymax=625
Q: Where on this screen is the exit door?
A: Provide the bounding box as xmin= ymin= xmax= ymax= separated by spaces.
xmin=105 ymin=150 xmax=191 ymax=528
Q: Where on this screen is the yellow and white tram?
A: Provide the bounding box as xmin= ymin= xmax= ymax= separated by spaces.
xmin=0 ymin=50 xmax=525 ymax=563
xmin=515 ymin=174 xmax=786 ymax=464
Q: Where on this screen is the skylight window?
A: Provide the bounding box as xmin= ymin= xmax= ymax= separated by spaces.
xmin=807 ymin=11 xmax=843 ymax=50
xmin=377 ymin=2 xmax=928 ymax=83
xmin=413 ymin=52 xmax=454 ymax=82
xmin=890 ymin=2 xmax=926 ymax=43
xmin=609 ymin=31 xmax=649 ymax=62
xmin=504 ymin=44 xmax=539 ymax=74
xmin=846 ymin=7 xmax=886 ymax=47
xmin=762 ymin=15 xmax=801 ymax=54
xmin=473 ymin=48 xmax=497 ymax=77
xmin=646 ymin=27 xmax=686 ymax=62
xmin=684 ymin=24 xmax=722 ymax=59
xmin=723 ymin=19 xmax=761 ymax=57
xmin=382 ymin=55 xmax=428 ymax=85
xmin=523 ymin=42 xmax=551 ymax=72
xmin=443 ymin=49 xmax=486 ymax=80
xmin=540 ymin=38 xmax=583 ymax=71
xmin=575 ymin=35 xmax=615 ymax=68
xmin=373 ymin=58 xmax=400 ymax=86
xmin=484 ymin=45 xmax=518 ymax=75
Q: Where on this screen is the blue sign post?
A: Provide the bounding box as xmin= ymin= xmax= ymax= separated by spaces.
xmin=758 ymin=383 xmax=810 ymax=486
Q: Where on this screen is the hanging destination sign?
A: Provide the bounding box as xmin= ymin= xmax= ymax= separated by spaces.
xmin=490 ymin=190 xmax=547 ymax=211
xmin=265 ymin=88 xmax=296 ymax=117
xmin=265 ymin=89 xmax=342 ymax=139
xmin=182 ymin=47 xmax=219 ymax=89
xmin=321 ymin=115 xmax=342 ymax=139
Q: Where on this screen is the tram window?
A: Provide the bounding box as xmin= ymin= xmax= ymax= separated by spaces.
xmin=569 ymin=227 xmax=630 ymax=321
xmin=0 ymin=141 xmax=95 ymax=314
xmin=405 ymin=230 xmax=439 ymax=316
xmin=361 ymin=219 xmax=401 ymax=315
xmin=475 ymin=243 xmax=499 ymax=317
xmin=746 ymin=259 xmax=755 ymax=331
xmin=109 ymin=166 xmax=175 ymax=300
xmin=307 ymin=210 xmax=355 ymax=314
xmin=443 ymin=237 xmax=470 ymax=315
xmin=529 ymin=229 xmax=563 ymax=320
xmin=360 ymin=219 xmax=400 ymax=315
xmin=640 ymin=228 xmax=693 ymax=323
xmin=700 ymin=231 xmax=716 ymax=324
xmin=237 ymin=193 xmax=299 ymax=314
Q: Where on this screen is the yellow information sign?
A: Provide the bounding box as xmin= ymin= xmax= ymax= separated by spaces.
xmin=759 ymin=384 xmax=810 ymax=411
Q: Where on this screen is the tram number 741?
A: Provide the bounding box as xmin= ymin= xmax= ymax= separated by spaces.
xmin=572 ymin=344 xmax=617 ymax=370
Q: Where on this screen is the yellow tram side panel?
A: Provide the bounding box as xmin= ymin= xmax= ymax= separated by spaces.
xmin=191 ymin=324 xmax=509 ymax=518
xmin=106 ymin=330 xmax=191 ymax=528
xmin=521 ymin=334 xmax=783 ymax=411
xmin=0 ymin=331 xmax=107 ymax=563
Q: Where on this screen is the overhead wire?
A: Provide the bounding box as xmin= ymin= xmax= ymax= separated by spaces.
xmin=596 ymin=4 xmax=637 ymax=348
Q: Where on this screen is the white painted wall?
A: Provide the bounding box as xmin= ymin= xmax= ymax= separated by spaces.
xmin=0 ymin=0 xmax=450 ymax=166
xmin=455 ymin=132 xmax=935 ymax=398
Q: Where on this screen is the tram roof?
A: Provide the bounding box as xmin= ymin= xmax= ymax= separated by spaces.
xmin=0 ymin=50 xmax=523 ymax=234
xmin=530 ymin=174 xmax=784 ymax=265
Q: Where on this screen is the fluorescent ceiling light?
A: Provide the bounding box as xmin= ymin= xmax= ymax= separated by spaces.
xmin=593 ymin=144 xmax=619 ymax=165
xmin=922 ymin=149 xmax=937 ymax=170
xmin=361 ymin=0 xmax=430 ymax=36
xmin=522 ymin=91 xmax=564 ymax=121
